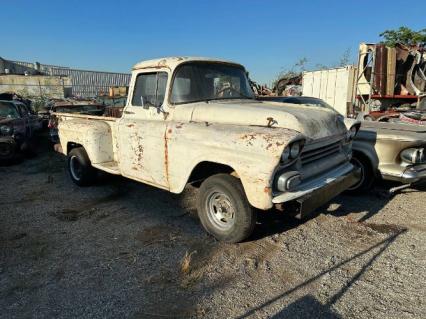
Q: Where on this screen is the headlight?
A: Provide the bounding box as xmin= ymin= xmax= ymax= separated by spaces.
xmin=290 ymin=143 xmax=300 ymax=159
xmin=281 ymin=147 xmax=290 ymax=162
xmin=0 ymin=125 xmax=13 ymax=136
xmin=400 ymin=148 xmax=425 ymax=164
xmin=281 ymin=139 xmax=304 ymax=163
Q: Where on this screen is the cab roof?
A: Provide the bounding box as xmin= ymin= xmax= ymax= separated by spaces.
xmin=132 ymin=56 xmax=244 ymax=71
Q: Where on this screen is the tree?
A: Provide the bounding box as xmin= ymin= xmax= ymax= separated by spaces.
xmin=273 ymin=58 xmax=307 ymax=85
xmin=338 ymin=48 xmax=351 ymax=67
xmin=379 ymin=26 xmax=426 ymax=47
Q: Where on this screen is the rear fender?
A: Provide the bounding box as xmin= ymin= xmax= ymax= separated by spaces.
xmin=58 ymin=118 xmax=114 ymax=164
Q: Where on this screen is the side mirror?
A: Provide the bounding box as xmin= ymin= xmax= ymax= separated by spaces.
xmin=156 ymin=104 xmax=163 ymax=114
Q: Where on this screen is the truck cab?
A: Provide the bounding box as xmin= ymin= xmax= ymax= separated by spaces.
xmin=56 ymin=57 xmax=360 ymax=242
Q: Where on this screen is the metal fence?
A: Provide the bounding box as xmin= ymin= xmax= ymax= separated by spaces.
xmin=9 ymin=60 xmax=131 ymax=98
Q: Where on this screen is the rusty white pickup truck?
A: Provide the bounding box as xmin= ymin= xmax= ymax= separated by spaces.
xmin=55 ymin=57 xmax=360 ymax=242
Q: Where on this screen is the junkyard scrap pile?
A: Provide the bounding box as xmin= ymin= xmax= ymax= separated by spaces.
xmin=355 ymin=43 xmax=426 ymax=124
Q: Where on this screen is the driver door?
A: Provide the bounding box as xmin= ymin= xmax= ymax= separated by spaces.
xmin=118 ymin=71 xmax=170 ymax=189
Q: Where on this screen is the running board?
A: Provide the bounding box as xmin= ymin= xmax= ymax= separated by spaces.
xmin=92 ymin=161 xmax=120 ymax=175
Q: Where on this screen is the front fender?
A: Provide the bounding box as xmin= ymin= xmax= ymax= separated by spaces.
xmin=352 ymin=138 xmax=379 ymax=174
xmin=166 ymin=122 xmax=303 ymax=210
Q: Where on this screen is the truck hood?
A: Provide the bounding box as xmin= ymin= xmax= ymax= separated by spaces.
xmin=188 ymin=100 xmax=346 ymax=140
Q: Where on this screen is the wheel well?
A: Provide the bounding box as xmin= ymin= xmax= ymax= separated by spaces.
xmin=187 ymin=162 xmax=235 ymax=187
xmin=67 ymin=142 xmax=83 ymax=154
xmin=352 ymin=150 xmax=376 ymax=174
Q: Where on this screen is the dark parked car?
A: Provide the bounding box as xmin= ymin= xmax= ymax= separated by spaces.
xmin=0 ymin=100 xmax=35 ymax=161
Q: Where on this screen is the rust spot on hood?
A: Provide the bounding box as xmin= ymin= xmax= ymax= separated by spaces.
xmin=263 ymin=186 xmax=272 ymax=194
xmin=240 ymin=133 xmax=257 ymax=146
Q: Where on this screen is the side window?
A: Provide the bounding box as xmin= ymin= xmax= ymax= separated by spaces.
xmin=132 ymin=72 xmax=168 ymax=108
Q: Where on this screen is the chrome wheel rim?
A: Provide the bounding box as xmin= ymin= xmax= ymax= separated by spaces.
xmin=348 ymin=157 xmax=365 ymax=190
xmin=70 ymin=156 xmax=82 ymax=181
xmin=206 ymin=191 xmax=235 ymax=231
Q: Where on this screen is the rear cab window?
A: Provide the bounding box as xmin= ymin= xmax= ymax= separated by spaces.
xmin=131 ymin=72 xmax=168 ymax=108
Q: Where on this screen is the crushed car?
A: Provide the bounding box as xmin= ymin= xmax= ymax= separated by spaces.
xmin=54 ymin=57 xmax=360 ymax=243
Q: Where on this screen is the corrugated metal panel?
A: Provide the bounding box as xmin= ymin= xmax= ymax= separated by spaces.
xmin=10 ymin=60 xmax=131 ymax=98
xmin=49 ymin=67 xmax=131 ymax=97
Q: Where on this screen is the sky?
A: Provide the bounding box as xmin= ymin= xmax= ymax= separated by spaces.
xmin=1 ymin=0 xmax=425 ymax=85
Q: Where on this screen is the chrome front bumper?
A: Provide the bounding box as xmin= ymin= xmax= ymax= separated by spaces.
xmin=272 ymin=162 xmax=360 ymax=219
xmin=401 ymin=164 xmax=426 ymax=183
xmin=381 ymin=163 xmax=426 ymax=184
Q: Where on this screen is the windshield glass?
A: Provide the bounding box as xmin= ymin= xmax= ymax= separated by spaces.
xmin=0 ymin=102 xmax=20 ymax=118
xmin=171 ymin=62 xmax=254 ymax=104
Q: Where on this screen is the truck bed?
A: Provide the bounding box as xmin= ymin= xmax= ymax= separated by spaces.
xmin=54 ymin=112 xmax=119 ymax=122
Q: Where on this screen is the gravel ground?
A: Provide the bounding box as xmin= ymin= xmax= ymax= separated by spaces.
xmin=1 ymin=141 xmax=425 ymax=319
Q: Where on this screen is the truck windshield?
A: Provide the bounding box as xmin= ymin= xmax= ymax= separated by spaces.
xmin=0 ymin=102 xmax=20 ymax=118
xmin=171 ymin=62 xmax=254 ymax=104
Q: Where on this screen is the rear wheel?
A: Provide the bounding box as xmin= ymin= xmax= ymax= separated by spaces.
xmin=346 ymin=153 xmax=374 ymax=193
xmin=197 ymin=174 xmax=256 ymax=243
xmin=0 ymin=141 xmax=16 ymax=162
xmin=67 ymin=147 xmax=97 ymax=186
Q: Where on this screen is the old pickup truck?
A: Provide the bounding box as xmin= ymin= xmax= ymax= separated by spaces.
xmin=55 ymin=57 xmax=360 ymax=242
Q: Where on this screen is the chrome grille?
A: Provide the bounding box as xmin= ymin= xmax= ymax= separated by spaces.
xmin=300 ymin=140 xmax=342 ymax=165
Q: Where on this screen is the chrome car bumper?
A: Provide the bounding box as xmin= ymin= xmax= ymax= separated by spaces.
xmin=400 ymin=164 xmax=426 ymax=183
xmin=272 ymin=162 xmax=360 ymax=219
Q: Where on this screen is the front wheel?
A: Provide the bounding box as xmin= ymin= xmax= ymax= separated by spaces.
xmin=0 ymin=141 xmax=16 ymax=162
xmin=197 ymin=174 xmax=256 ymax=243
xmin=346 ymin=154 xmax=374 ymax=193
xmin=67 ymin=147 xmax=97 ymax=186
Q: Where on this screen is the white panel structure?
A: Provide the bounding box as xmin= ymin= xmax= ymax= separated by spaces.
xmin=302 ymin=66 xmax=356 ymax=116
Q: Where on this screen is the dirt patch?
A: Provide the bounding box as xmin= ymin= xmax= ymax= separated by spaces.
xmin=135 ymin=225 xmax=181 ymax=246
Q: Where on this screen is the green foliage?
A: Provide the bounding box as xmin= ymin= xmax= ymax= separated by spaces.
xmin=31 ymin=95 xmax=50 ymax=112
xmin=379 ymin=26 xmax=426 ymax=47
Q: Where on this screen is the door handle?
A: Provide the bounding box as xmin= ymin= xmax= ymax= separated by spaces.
xmin=124 ymin=111 xmax=135 ymax=114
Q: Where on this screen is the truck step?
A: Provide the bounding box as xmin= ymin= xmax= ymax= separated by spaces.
xmin=92 ymin=161 xmax=120 ymax=175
